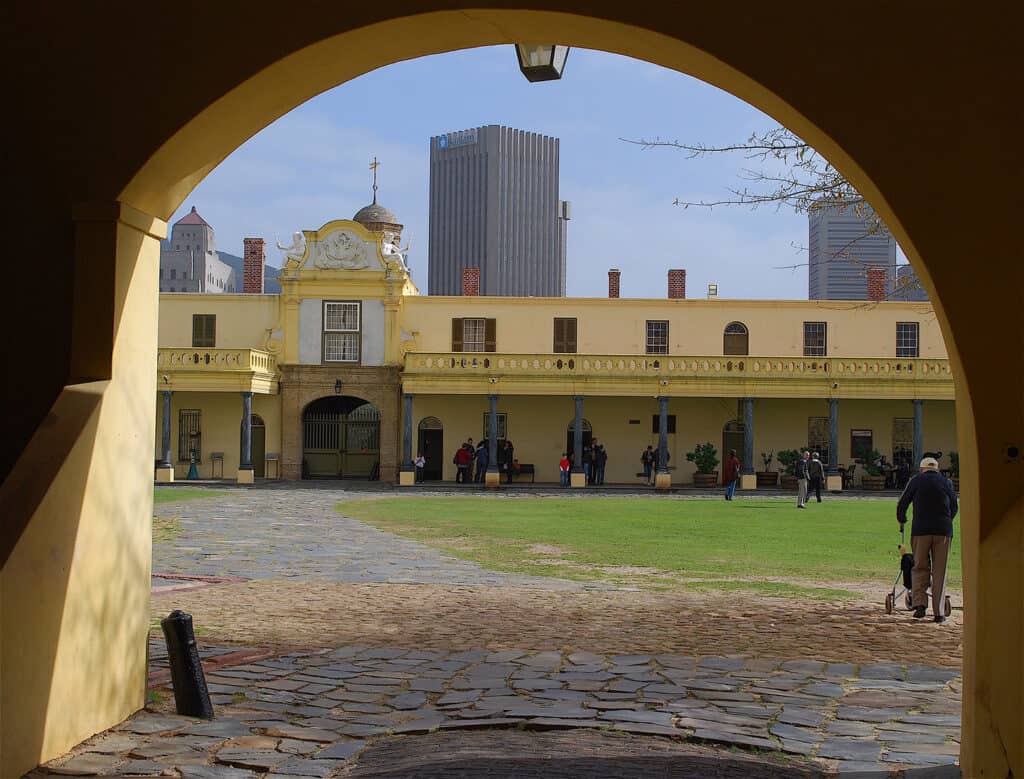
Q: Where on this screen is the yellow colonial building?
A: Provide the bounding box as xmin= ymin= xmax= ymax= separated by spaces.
xmin=155 ymin=209 xmax=955 ymax=491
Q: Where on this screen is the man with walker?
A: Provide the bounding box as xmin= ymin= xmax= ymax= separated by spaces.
xmin=896 ymin=457 xmax=958 ymax=623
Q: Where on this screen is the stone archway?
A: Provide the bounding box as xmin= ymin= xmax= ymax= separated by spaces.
xmin=3 ymin=7 xmax=1022 ymax=776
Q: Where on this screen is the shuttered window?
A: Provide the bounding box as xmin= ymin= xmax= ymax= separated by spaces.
xmin=452 ymin=318 xmax=496 ymax=352
xmin=192 ymin=314 xmax=216 ymax=347
xmin=553 ymin=318 xmax=578 ymax=353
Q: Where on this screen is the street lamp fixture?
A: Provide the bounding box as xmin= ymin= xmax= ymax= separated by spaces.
xmin=334 ymin=379 xmax=343 ymax=395
xmin=515 ymin=45 xmax=570 ymax=82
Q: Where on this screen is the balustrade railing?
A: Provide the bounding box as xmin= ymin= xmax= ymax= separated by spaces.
xmin=404 ymin=353 xmax=951 ymax=380
xmin=157 ymin=348 xmax=276 ymax=374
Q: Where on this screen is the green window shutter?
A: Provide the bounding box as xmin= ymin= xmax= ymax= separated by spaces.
xmin=484 ymin=318 xmax=496 ymax=352
xmin=553 ymin=318 xmax=564 ymax=353
xmin=192 ymin=315 xmax=202 ymax=346
xmin=451 ymin=318 xmax=463 ymax=352
xmin=566 ymin=318 xmax=577 ymax=352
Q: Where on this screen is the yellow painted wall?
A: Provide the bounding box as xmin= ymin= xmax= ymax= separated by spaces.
xmin=402 ymin=297 xmax=947 ymax=359
xmin=155 ymin=391 xmax=282 ymax=478
xmin=1 ymin=213 xmax=157 ymax=776
xmin=159 ymin=294 xmax=279 ymax=349
xmin=407 ymin=395 xmax=956 ymax=485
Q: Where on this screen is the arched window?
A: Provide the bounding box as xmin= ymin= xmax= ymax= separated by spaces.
xmin=724 ymin=322 xmax=749 ymax=355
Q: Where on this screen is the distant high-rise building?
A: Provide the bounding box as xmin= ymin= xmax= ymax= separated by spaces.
xmin=808 ymin=204 xmax=896 ymax=300
xmin=428 ymin=125 xmax=570 ymax=296
xmin=894 ymin=264 xmax=930 ymax=301
xmin=160 ymin=206 xmax=237 ymax=293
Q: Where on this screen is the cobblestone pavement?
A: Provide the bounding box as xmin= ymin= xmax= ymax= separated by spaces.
xmin=154 ymin=488 xmax=612 ymax=589
xmin=30 ymin=642 xmax=960 ymax=777
xmin=79 ymin=486 xmax=963 ymax=777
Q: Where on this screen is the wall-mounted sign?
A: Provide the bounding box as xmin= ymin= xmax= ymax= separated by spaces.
xmin=438 ymin=129 xmax=478 ymax=150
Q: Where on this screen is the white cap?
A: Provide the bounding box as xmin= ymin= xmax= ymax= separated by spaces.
xmin=920 ymin=457 xmax=940 ymax=471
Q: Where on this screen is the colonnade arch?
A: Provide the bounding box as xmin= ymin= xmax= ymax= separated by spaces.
xmin=3 ymin=5 xmax=1021 ymax=776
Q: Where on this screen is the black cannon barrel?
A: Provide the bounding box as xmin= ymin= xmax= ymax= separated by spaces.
xmin=160 ymin=609 xmax=214 ymax=719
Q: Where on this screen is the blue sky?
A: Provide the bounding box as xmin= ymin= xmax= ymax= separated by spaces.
xmin=173 ymin=46 xmax=832 ymax=299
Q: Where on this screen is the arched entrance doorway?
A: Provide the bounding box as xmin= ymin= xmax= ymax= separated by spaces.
xmin=722 ymin=420 xmax=745 ymax=485
xmin=566 ymin=418 xmax=593 ymax=464
xmin=240 ymin=414 xmax=266 ymax=477
xmin=417 ymin=416 xmax=444 ymax=481
xmin=302 ymin=396 xmax=380 ymax=479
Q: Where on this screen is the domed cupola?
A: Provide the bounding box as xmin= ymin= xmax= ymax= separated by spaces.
xmin=353 ymin=157 xmax=403 ymax=238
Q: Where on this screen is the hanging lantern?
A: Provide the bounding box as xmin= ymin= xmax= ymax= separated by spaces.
xmin=514 ymin=45 xmax=570 ymax=82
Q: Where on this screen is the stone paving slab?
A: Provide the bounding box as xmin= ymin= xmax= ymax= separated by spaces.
xmin=154 ymin=489 xmax=613 ymax=589
xmin=33 ymin=642 xmax=961 ymax=777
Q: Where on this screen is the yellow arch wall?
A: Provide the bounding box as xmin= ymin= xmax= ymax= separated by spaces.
xmin=2 ymin=5 xmax=1020 ymax=776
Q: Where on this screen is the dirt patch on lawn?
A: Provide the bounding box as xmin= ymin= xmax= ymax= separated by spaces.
xmin=153 ymin=580 xmax=962 ymax=668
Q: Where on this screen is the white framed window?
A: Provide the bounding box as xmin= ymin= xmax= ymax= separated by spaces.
xmin=646 ymin=320 xmax=669 ymax=354
xmin=803 ymin=322 xmax=827 ymax=357
xmin=463 ymin=318 xmax=486 ymax=352
xmin=323 ymin=301 xmax=361 ymax=363
xmin=896 ymin=322 xmax=919 ymax=357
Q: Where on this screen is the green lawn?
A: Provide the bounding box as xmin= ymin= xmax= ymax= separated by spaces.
xmin=153 ymin=487 xmax=230 ymax=504
xmin=336 ymin=497 xmax=961 ymax=599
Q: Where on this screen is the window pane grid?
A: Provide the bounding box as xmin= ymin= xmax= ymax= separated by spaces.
xmin=324 ymin=332 xmax=359 ymax=361
xmin=325 ymin=302 xmax=359 ymax=331
xmin=896 ymin=322 xmax=919 ymax=357
xmin=807 ymin=416 xmax=830 ymax=465
xmin=463 ymin=318 xmax=485 ymax=352
xmin=177 ymin=409 xmax=201 ymax=461
xmin=646 ymin=320 xmax=669 ymax=354
xmin=803 ymin=322 xmax=827 ymax=357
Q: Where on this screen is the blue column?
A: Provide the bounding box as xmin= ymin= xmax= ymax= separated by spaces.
xmin=913 ymin=399 xmax=924 ymax=467
xmin=828 ymin=398 xmax=840 ymax=475
xmin=572 ymin=396 xmax=584 ymax=473
xmin=488 ymin=394 xmax=499 ymax=473
xmin=657 ymin=396 xmax=669 ymax=473
xmin=240 ymin=392 xmax=253 ymax=471
xmin=402 ymin=394 xmax=414 ymax=469
xmin=159 ymin=390 xmax=173 ymax=468
xmin=742 ymin=397 xmax=755 ymax=475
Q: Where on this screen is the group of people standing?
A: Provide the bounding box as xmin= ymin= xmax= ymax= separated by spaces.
xmin=558 ymin=440 xmax=609 ymax=486
xmin=451 ymin=438 xmax=516 ymax=484
xmin=640 ymin=444 xmax=670 ymax=486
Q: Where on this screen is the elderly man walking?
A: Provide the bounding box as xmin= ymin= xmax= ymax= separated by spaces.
xmin=796 ymin=450 xmax=810 ymax=508
xmin=897 ymin=456 xmax=959 ymax=623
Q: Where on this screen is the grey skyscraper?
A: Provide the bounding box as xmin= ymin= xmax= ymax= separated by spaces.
xmin=428 ymin=125 xmax=570 ymax=296
xmin=808 ymin=204 xmax=896 ymax=300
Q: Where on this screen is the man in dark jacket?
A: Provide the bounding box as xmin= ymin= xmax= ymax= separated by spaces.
xmin=897 ymin=456 xmax=959 ymax=623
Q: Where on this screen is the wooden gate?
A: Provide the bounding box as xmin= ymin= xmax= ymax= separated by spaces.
xmin=303 ymin=398 xmax=380 ymax=479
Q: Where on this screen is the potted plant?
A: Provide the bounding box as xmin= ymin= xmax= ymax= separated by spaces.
xmin=860 ymin=449 xmax=887 ymax=490
xmin=948 ymin=451 xmax=959 ymax=492
xmin=777 ymin=449 xmax=801 ymax=490
xmin=757 ymin=450 xmax=778 ymax=488
xmin=686 ymin=442 xmax=720 ymax=488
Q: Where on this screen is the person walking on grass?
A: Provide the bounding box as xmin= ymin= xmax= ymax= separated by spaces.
xmin=723 ymin=448 xmax=741 ymax=501
xmin=809 ymin=451 xmax=825 ymax=503
xmin=796 ymin=450 xmax=810 ymax=508
xmin=897 ymin=456 xmax=958 ymax=623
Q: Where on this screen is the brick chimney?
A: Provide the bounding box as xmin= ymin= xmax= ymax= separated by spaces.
xmin=461 ymin=267 xmax=481 ymax=296
xmin=866 ymin=267 xmax=887 ymax=302
xmin=668 ymin=269 xmax=686 ymax=299
xmin=243 ymin=238 xmax=265 ymax=294
xmin=608 ymin=269 xmax=621 ymax=298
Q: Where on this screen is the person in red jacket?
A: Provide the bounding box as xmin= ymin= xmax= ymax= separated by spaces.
xmin=723 ymin=449 xmax=741 ymax=501
xmin=559 ymin=453 xmax=571 ymax=487
xmin=454 ymin=442 xmax=473 ymax=483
